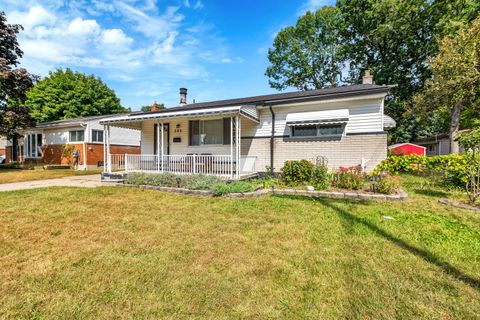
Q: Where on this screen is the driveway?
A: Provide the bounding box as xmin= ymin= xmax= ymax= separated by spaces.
xmin=0 ymin=174 xmax=103 ymax=192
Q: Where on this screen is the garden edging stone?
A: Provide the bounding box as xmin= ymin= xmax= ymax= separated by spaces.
xmin=113 ymin=182 xmax=408 ymax=201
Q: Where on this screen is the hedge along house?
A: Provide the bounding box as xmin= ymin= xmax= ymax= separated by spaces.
xmin=5 ymin=114 xmax=141 ymax=170
xmin=101 ymin=78 xmax=395 ymax=179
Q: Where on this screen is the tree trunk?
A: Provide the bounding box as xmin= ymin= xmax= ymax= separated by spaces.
xmin=449 ymin=98 xmax=464 ymax=154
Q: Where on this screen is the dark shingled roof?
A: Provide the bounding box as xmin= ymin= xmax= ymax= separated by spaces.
xmin=35 ymin=113 xmax=137 ymax=128
xmin=132 ymin=84 xmax=390 ymax=117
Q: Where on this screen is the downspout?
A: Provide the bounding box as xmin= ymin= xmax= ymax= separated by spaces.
xmin=269 ymin=105 xmax=275 ymax=176
xmin=80 ymin=123 xmax=87 ymax=171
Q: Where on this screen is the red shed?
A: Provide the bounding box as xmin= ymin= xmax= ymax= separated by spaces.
xmin=388 ymin=143 xmax=426 ymax=156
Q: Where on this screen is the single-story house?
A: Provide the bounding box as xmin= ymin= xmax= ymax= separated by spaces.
xmin=101 ymin=79 xmax=395 ymax=179
xmin=388 ymin=143 xmax=426 ymax=156
xmin=413 ymin=134 xmax=452 ymax=156
xmin=5 ymin=114 xmax=141 ymax=170
xmin=0 ymin=137 xmax=6 ymax=157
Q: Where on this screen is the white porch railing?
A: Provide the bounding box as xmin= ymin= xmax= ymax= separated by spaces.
xmin=109 ymin=154 xmax=257 ymax=178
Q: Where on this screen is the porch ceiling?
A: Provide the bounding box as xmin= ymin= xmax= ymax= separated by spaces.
xmin=100 ymin=105 xmax=259 ymax=129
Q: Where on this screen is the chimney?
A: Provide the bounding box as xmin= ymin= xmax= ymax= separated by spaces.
xmin=179 ymin=87 xmax=187 ymax=106
xmin=151 ymin=101 xmax=160 ymax=112
xmin=362 ymin=70 xmax=374 ymax=85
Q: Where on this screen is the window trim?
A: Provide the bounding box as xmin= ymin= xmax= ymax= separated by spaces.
xmin=91 ymin=129 xmax=104 ymax=143
xmin=69 ymin=130 xmax=85 ymax=143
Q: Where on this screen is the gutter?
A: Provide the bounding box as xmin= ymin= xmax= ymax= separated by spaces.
xmin=80 ymin=123 xmax=87 ymax=171
xmin=269 ymin=105 xmax=275 ymax=176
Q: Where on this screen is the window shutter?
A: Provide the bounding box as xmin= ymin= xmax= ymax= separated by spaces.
xmin=223 ymin=118 xmax=231 ymax=145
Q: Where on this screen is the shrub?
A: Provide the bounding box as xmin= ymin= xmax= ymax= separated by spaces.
xmin=281 ymin=160 xmax=314 ymax=185
xmin=333 ymin=166 xmax=365 ymax=190
xmin=212 ymin=181 xmax=254 ymax=196
xmin=125 ymin=173 xmax=222 ymax=190
xmin=373 ymin=154 xmax=468 ymax=187
xmin=185 ymin=175 xmax=222 ymax=190
xmin=310 ymin=163 xmax=330 ymax=190
xmin=375 ymin=174 xmax=401 ymax=194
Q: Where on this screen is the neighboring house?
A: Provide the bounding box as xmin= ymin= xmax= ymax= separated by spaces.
xmin=413 ymin=134 xmax=452 ymax=156
xmin=388 ymin=143 xmax=426 ymax=156
xmin=5 ymin=114 xmax=141 ymax=170
xmin=101 ymin=79 xmax=395 ymax=179
xmin=0 ymin=136 xmax=6 ymax=156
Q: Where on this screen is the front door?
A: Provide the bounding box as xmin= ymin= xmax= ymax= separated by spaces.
xmin=154 ymin=123 xmax=170 ymax=155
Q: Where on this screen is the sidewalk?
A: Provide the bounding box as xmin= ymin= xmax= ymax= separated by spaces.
xmin=0 ymin=174 xmax=102 ymax=192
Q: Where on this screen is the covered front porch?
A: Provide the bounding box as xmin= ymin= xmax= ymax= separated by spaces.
xmin=100 ymin=105 xmax=259 ymax=179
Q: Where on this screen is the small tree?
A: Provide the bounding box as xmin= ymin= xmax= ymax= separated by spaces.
xmin=456 ymin=129 xmax=480 ymax=204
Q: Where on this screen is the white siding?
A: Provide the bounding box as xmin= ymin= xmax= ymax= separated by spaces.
xmin=44 ymin=127 xmax=78 ymax=145
xmin=141 ymin=117 xmax=233 ymax=155
xmin=88 ymin=119 xmax=140 ymax=146
xmin=243 ymin=97 xmax=384 ymax=138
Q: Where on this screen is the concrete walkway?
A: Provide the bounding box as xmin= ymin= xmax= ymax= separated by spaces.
xmin=0 ymin=174 xmax=103 ymax=192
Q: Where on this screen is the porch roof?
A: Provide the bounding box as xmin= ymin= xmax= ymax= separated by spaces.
xmin=100 ymin=105 xmax=259 ymax=129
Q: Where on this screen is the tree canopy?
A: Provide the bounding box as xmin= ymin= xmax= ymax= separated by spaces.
xmin=265 ymin=0 xmax=480 ymax=142
xmin=266 ymin=6 xmax=346 ymax=91
xmin=26 ymin=68 xmax=127 ymax=123
xmin=411 ymin=17 xmax=480 ymax=153
xmin=0 ymin=11 xmax=36 ymax=139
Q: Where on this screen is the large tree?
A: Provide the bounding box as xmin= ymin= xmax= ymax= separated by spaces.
xmin=0 ymin=11 xmax=36 ymax=139
xmin=265 ymin=1 xmax=480 ymax=142
xmin=411 ymin=17 xmax=480 ymax=154
xmin=26 ymin=68 xmax=127 ymax=123
xmin=265 ymin=6 xmax=346 ymax=90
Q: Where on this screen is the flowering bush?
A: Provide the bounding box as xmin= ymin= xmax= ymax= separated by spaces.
xmin=333 ymin=166 xmax=365 ymax=190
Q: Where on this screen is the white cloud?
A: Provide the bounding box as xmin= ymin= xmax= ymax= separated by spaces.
xmin=8 ymin=5 xmax=56 ymax=31
xmin=221 ymin=58 xmax=232 ymax=63
xmin=298 ymin=0 xmax=334 ymax=15
xmin=194 ymin=1 xmax=204 ymax=9
xmin=67 ymin=17 xmax=101 ymax=37
xmin=101 ymin=29 xmax=134 ymax=48
xmin=115 ymin=1 xmax=183 ymax=40
xmin=184 ymin=0 xmax=191 ymax=8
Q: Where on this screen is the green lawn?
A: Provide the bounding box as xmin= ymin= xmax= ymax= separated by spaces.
xmin=0 ymin=168 xmax=103 ymax=184
xmin=0 ymin=175 xmax=479 ymax=318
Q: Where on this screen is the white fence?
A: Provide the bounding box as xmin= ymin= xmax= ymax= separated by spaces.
xmin=108 ymin=154 xmax=257 ymax=178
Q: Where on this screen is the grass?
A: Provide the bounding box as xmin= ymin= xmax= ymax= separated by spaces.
xmin=0 ymin=174 xmax=479 ymax=318
xmin=0 ymin=168 xmax=103 ymax=184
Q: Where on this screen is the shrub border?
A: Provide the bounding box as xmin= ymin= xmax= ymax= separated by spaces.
xmin=110 ymin=182 xmax=408 ymax=201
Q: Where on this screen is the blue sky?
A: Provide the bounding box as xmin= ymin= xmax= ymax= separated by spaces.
xmin=2 ymin=0 xmax=334 ymax=109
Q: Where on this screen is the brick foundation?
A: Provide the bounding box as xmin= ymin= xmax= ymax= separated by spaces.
xmin=6 ymin=144 xmax=139 ymax=169
xmin=242 ymin=133 xmax=387 ymax=172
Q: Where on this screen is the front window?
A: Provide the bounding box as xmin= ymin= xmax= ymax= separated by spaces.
xmin=69 ymin=130 xmax=85 ymax=142
xmin=189 ymin=119 xmax=229 ymax=145
xmin=25 ymin=133 xmax=42 ymax=158
xmin=91 ymin=129 xmax=104 ymax=143
xmin=291 ymin=124 xmax=344 ymax=138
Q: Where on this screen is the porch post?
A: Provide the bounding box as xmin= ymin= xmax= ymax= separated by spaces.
xmin=103 ymin=124 xmax=107 ymax=173
xmin=106 ymin=125 xmax=111 ymax=173
xmin=230 ymin=116 xmax=234 ymax=179
xmin=160 ymin=122 xmax=164 ymax=173
xmin=156 ymin=121 xmax=160 ymax=172
xmin=236 ymin=115 xmax=240 ymax=179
